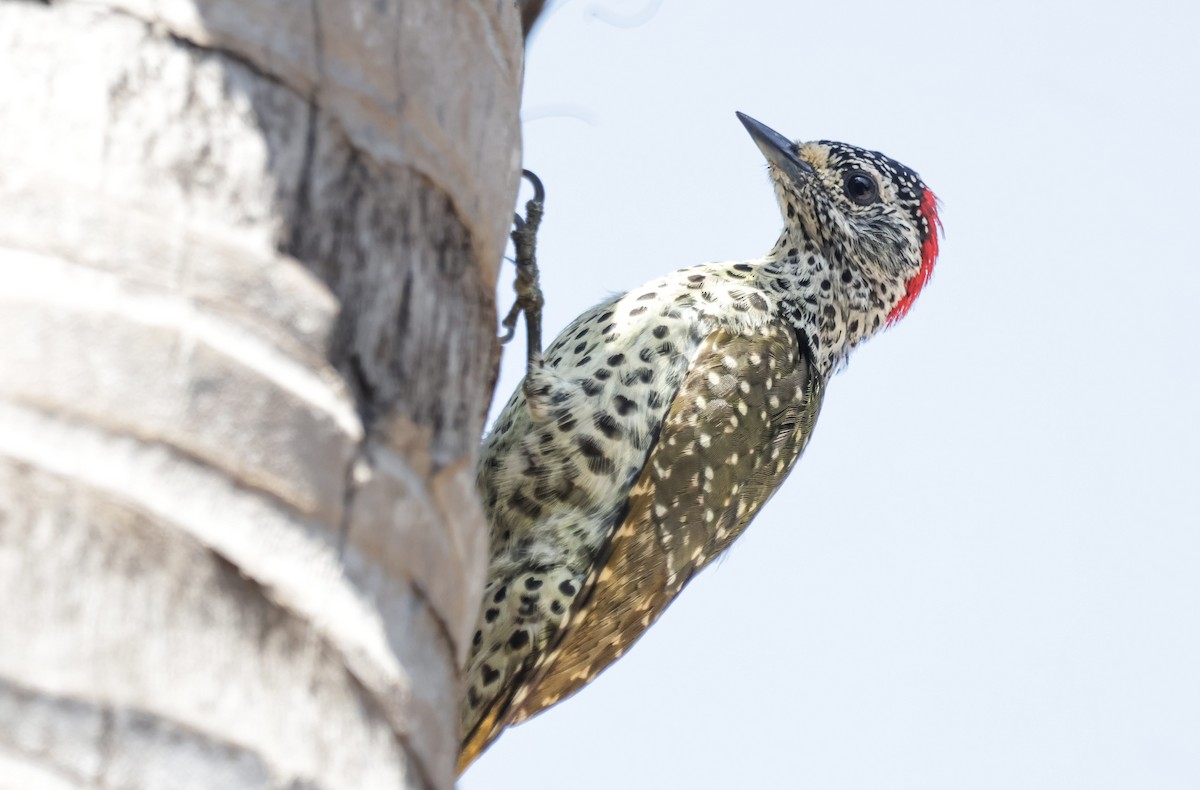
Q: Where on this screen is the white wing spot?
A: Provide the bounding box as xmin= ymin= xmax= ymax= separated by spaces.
xmin=698 ymin=433 xmax=712 ymax=448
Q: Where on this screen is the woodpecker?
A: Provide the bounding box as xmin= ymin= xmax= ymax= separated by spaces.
xmin=460 ymin=113 xmax=941 ymax=772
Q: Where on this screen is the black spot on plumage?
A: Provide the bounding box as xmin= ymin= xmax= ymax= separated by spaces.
xmin=639 ymin=347 xmax=654 ymax=363
xmin=481 ymin=664 xmax=500 ymax=684
xmin=608 ymin=353 xmax=625 ymax=366
xmin=579 ymin=355 xmax=592 ymax=365
xmin=594 ymin=412 xmax=621 ymax=438
xmin=550 ymin=600 xmax=564 ymax=614
xmin=559 ymin=580 xmax=577 ymax=596
xmin=630 ymin=306 xmax=648 ymax=316
xmin=653 ymin=325 xmax=669 ymax=339
xmin=485 ymin=608 xmax=499 ymax=624
xmin=557 ymin=416 xmax=577 ymax=432
xmin=638 ymin=291 xmax=657 ymax=301
xmin=841 ymin=269 xmax=854 ymax=283
xmin=493 ymin=586 xmax=507 ymax=603
xmin=581 ymin=379 xmax=602 ymax=396
xmin=532 ymin=480 xmax=555 ymax=501
xmin=508 ymin=491 xmax=542 ymax=519
xmin=594 ymin=368 xmax=611 ymax=381
xmin=473 ymin=629 xmax=482 ymax=646
xmin=637 ymin=367 xmax=654 ymax=384
xmin=688 ymin=274 xmax=705 ymax=283
xmin=508 ymin=630 xmax=530 ymax=650
xmin=614 ymin=394 xmax=636 ymax=415
xmin=749 ymin=293 xmax=769 ymax=311
xmin=577 ymin=436 xmax=604 ymax=457
xmin=602 ymin=323 xmax=617 ymax=335
xmin=734 ymin=263 xmax=753 ymax=272
xmin=574 ymin=342 xmax=586 ymax=354
xmin=524 ymin=577 xmax=543 ymax=590
xmin=588 ymin=454 xmax=615 ymax=475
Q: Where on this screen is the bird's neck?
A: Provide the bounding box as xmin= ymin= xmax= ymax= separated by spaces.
xmin=757 ymin=227 xmax=891 ymax=379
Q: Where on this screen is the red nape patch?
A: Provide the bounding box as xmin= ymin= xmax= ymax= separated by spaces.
xmin=886 ymin=187 xmax=942 ymax=326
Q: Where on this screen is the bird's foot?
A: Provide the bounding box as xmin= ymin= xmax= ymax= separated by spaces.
xmin=499 ymin=169 xmax=546 ymax=376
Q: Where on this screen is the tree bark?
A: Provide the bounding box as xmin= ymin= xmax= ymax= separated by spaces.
xmin=0 ymin=1 xmax=525 ymax=787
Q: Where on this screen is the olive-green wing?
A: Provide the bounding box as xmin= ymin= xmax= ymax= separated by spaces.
xmin=506 ymin=320 xmax=823 ymax=725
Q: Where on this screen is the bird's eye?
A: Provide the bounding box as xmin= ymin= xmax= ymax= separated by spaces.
xmin=844 ymin=171 xmax=879 ymax=206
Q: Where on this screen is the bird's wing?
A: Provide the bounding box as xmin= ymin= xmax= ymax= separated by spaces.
xmin=505 ymin=319 xmax=823 ymax=725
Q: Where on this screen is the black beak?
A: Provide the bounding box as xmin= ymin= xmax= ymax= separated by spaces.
xmin=736 ymin=112 xmax=814 ymax=183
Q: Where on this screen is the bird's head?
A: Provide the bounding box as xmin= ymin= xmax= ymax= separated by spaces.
xmin=737 ymin=112 xmax=941 ymax=328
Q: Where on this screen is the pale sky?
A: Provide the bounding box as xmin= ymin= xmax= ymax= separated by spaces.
xmin=463 ymin=2 xmax=1200 ymax=788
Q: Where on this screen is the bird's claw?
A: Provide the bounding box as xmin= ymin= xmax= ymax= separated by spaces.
xmin=499 ymin=169 xmax=546 ymax=370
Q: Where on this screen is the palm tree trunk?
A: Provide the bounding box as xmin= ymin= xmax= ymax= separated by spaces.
xmin=0 ymin=1 xmax=529 ymax=787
